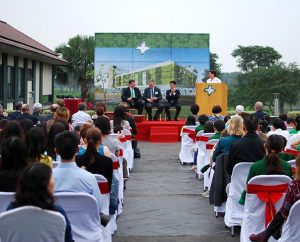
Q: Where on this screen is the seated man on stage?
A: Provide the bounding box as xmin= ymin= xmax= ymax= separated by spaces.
xmin=121 ymin=79 xmax=143 ymax=114
xmin=206 ymin=70 xmax=222 ymax=83
xmin=165 ymin=81 xmax=181 ymax=121
xmin=143 ymin=80 xmax=163 ymax=121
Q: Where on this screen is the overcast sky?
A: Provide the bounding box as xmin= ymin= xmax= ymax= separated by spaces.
xmin=1 ymin=0 xmax=299 ymax=72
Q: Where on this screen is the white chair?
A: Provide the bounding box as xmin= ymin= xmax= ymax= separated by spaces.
xmin=0 ymin=192 xmax=15 ymax=213
xmin=52 ymin=161 xmax=60 ymax=168
xmin=94 ymin=174 xmax=116 ymax=238
xmin=0 ymin=205 xmax=66 ymax=242
xmin=203 ymin=138 xmax=219 ymax=190
xmin=179 ymin=125 xmax=197 ymax=165
xmin=196 ymin=132 xmax=214 ymax=178
xmin=224 ymin=162 xmax=252 ymax=236
xmin=55 ymin=192 xmax=103 ymax=242
xmin=288 ymin=159 xmax=296 ymax=175
xmin=123 ymin=129 xmax=134 ymax=171
xmin=111 ymin=153 xmax=123 ymax=215
xmin=240 ymin=175 xmax=292 ymax=242
xmin=279 ymin=199 xmax=300 ymax=242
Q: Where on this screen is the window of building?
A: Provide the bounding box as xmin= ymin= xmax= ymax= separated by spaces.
xmin=18 ymin=67 xmax=25 ymax=98
xmin=0 ymin=65 xmax=2 ymax=101
xmin=7 ymin=66 xmax=14 ymax=100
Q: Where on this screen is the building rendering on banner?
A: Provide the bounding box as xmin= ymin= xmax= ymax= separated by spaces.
xmin=0 ymin=20 xmax=68 ymax=109
xmin=94 ymin=33 xmax=210 ymax=95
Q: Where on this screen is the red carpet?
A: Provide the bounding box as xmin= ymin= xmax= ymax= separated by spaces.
xmin=135 ymin=120 xmax=185 ymax=143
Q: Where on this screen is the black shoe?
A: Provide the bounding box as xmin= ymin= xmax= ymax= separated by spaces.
xmin=100 ymin=213 xmax=112 ymax=227
xmin=174 ymin=118 xmax=179 ymax=121
xmin=153 ymin=117 xmax=159 ymax=121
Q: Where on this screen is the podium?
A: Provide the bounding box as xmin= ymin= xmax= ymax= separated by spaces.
xmin=195 ymin=83 xmax=228 ymax=116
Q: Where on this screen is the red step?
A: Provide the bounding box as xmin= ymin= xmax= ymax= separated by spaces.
xmin=149 ymin=126 xmax=179 ymax=143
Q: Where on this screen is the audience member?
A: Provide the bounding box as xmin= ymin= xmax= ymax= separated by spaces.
xmin=204 ymin=121 xmax=214 ymax=133
xmin=17 ymin=104 xmax=38 ymax=124
xmin=209 ymin=120 xmax=225 ymax=140
xmin=32 ymin=102 xmax=45 ymax=124
xmin=111 ymin=106 xmax=131 ymax=130
xmin=212 ymin=115 xmax=244 ymax=162
xmin=53 ymin=131 xmax=103 ymax=213
xmin=71 ymin=102 xmax=92 ymax=125
xmin=254 ymin=101 xmax=267 ymax=120
xmin=26 ymin=127 xmax=53 ymax=168
xmin=239 ymin=134 xmax=292 ymax=205
xmin=7 ymin=163 xmax=73 ymax=242
xmin=0 ymin=121 xmax=25 ymax=153
xmin=190 ymin=104 xmax=200 ymax=121
xmin=195 ymin=114 xmax=209 ymax=134
xmin=76 ymin=127 xmax=113 ymax=189
xmin=19 ymin=119 xmax=34 ymax=136
xmin=0 ymin=137 xmax=28 ymax=192
xmin=227 ymin=114 xmax=265 ymax=175
xmin=209 ymin=105 xmax=224 ymax=122
xmin=185 ymin=115 xmax=196 ymax=126
xmin=234 ymin=105 xmax=244 ymax=116
xmin=287 ymin=117 xmax=297 ymax=134
xmin=0 ymin=104 xmax=8 ymax=120
xmin=8 ymin=102 xmax=22 ymax=121
xmin=250 ymin=153 xmax=300 ymax=242
xmin=46 ymin=122 xmax=67 ymax=160
xmin=268 ymin=118 xmax=290 ymax=140
xmin=43 ymin=103 xmax=59 ymax=121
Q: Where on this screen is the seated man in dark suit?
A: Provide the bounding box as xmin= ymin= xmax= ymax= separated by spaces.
xmin=165 ymin=81 xmax=181 ymax=121
xmin=143 ymin=80 xmax=163 ymax=121
xmin=121 ymin=79 xmax=143 ymax=114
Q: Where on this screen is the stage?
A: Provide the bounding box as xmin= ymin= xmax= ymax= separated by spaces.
xmin=135 ymin=120 xmax=185 ymax=143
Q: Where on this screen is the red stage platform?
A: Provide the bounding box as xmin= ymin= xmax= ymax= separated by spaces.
xmin=135 ymin=120 xmax=185 ymax=143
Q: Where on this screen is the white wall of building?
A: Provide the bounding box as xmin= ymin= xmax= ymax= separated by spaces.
xmin=43 ymin=63 xmax=52 ymax=95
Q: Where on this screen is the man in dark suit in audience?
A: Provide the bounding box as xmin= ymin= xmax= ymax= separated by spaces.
xmin=143 ymin=80 xmax=163 ymax=121
xmin=165 ymin=81 xmax=181 ymax=121
xmin=16 ymin=104 xmax=38 ymax=124
xmin=121 ymin=79 xmax=143 ymax=114
xmin=8 ymin=102 xmax=22 ymax=121
xmin=254 ymin=101 xmax=267 ymax=120
xmin=226 ymin=114 xmax=265 ymax=175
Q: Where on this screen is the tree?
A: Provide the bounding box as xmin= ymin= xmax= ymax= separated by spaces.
xmin=232 ymin=45 xmax=282 ymax=72
xmin=55 ymin=35 xmax=95 ymax=101
xmin=202 ymin=52 xmax=222 ymax=81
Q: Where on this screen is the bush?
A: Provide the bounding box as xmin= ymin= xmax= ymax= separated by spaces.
xmin=288 ymin=111 xmax=300 ymax=118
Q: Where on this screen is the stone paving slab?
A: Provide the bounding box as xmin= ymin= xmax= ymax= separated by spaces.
xmin=113 ymin=142 xmax=239 ymax=242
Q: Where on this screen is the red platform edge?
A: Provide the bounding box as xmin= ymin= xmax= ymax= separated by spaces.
xmin=135 ymin=120 xmax=185 ymax=143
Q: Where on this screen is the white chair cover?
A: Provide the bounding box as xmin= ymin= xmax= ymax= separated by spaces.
xmin=111 ymin=153 xmax=123 ymax=215
xmin=179 ymin=125 xmax=197 ymax=164
xmin=123 ymin=129 xmax=134 ymax=170
xmin=240 ymin=175 xmax=292 ymax=242
xmin=0 ymin=192 xmax=15 ymax=213
xmin=203 ymin=138 xmax=219 ymax=189
xmin=279 ymin=200 xmax=300 ymax=242
xmin=55 ymin=192 xmax=103 ymax=242
xmin=0 ymin=205 xmax=66 ymax=242
xmin=196 ymin=132 xmax=214 ymax=177
xmin=224 ymin=162 xmax=252 ymax=228
xmin=52 ymin=161 xmax=60 ymax=168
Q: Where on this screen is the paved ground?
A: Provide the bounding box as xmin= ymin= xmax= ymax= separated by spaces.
xmin=113 ymin=142 xmax=240 ymax=242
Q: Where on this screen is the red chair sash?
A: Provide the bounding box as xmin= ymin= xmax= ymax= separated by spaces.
xmin=125 ymin=135 xmax=132 ymax=141
xmin=119 ymin=149 xmax=123 ymax=157
xmin=98 ymin=181 xmax=109 ymax=194
xmin=113 ymin=161 xmax=119 ymax=170
xmin=182 ymin=128 xmax=196 ymax=141
xmin=119 ymin=137 xmax=126 ymax=143
xmin=196 ymin=136 xmax=209 ymax=142
xmin=284 ymin=148 xmax=298 ymax=156
xmin=206 ymin=143 xmax=215 ymax=149
xmin=247 ymin=183 xmax=289 ymax=227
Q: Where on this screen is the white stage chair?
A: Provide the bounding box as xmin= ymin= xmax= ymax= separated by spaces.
xmin=224 ymin=162 xmax=252 ymax=236
xmin=0 ymin=206 xmax=66 ymax=242
xmin=279 ymin=199 xmax=300 ymax=242
xmin=179 ymin=125 xmax=197 ymax=165
xmin=0 ymin=192 xmax=15 ymax=213
xmin=55 ymin=192 xmax=103 ymax=242
xmin=240 ymin=175 xmax=292 ymax=242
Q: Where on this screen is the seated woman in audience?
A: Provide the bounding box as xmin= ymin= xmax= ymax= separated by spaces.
xmin=95 ymin=116 xmax=120 ymax=156
xmin=257 ymin=119 xmax=270 ymax=143
xmin=287 ymin=117 xmax=297 ymax=134
xmin=78 ymin=124 xmax=110 ymax=157
xmin=240 ymin=134 xmax=292 ymax=205
xmin=7 ymin=163 xmax=73 ymax=242
xmin=78 ymin=123 xmax=92 ymax=147
xmin=209 ymin=120 xmax=225 ymax=141
xmin=190 ymin=103 xmax=200 ymax=121
xmin=209 ymin=105 xmax=224 ymax=123
xmin=185 ymin=115 xmax=196 ymax=126
xmin=92 ymin=103 xmax=109 ymax=120
xmin=250 ymin=152 xmax=300 ymax=242
xmin=47 ymin=107 xmax=72 ymax=132
xmin=0 ymin=137 xmax=29 ymax=191
xmin=195 ymin=114 xmax=209 ymax=135
xmin=0 ymin=121 xmax=25 ymax=154
xmin=76 ymin=127 xmax=113 ymax=189
xmin=204 ymin=121 xmax=214 ymax=133
xmin=267 ymin=118 xmax=290 ymax=140
xmin=26 ymin=127 xmax=53 ymax=168
xmin=212 ymin=115 xmax=244 ymax=162
xmin=46 ymin=122 xmax=67 ymax=160
xmin=111 ymin=106 xmax=131 ymax=131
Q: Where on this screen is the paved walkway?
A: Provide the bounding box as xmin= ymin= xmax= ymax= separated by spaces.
xmin=113 ymin=142 xmax=240 ymax=242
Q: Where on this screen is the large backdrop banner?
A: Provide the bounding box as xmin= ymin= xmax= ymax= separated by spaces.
xmin=94 ymin=33 xmax=209 ymax=103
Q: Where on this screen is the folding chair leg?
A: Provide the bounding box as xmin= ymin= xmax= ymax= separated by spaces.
xmin=231 ymin=226 xmax=235 ymax=237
